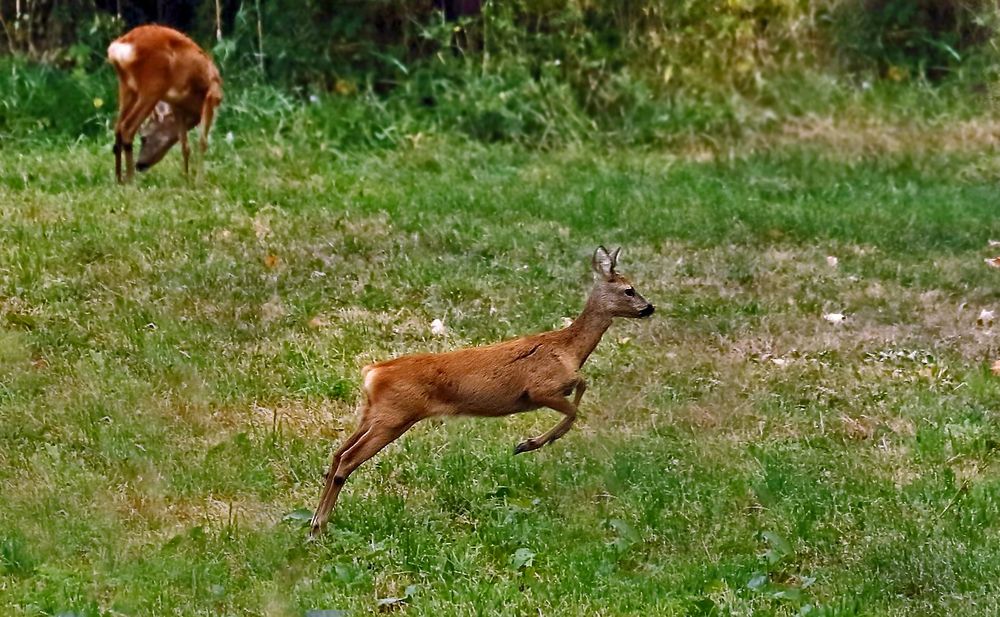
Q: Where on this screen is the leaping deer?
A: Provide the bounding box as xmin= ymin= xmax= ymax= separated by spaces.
xmin=310 ymin=246 xmax=655 ymax=537
xmin=107 ymin=25 xmax=222 ymax=183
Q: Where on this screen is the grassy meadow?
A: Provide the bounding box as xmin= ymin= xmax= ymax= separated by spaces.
xmin=2 ymin=113 xmax=1000 ymax=616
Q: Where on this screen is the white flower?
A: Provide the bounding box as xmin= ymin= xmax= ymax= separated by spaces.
xmin=826 ymin=255 xmax=839 ymax=268
xmin=430 ymin=318 xmax=447 ymax=336
xmin=978 ymin=309 xmax=995 ymax=325
xmin=225 ymin=131 xmax=234 ymax=144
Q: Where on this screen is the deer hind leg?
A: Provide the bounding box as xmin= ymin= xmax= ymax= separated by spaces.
xmin=198 ymin=95 xmax=218 ymax=154
xmin=113 ymin=82 xmax=138 ymax=184
xmin=179 ymin=129 xmax=191 ymax=177
xmin=322 ymin=409 xmax=372 ymax=481
xmin=309 ymin=412 xmax=415 ymax=537
xmin=514 ymin=387 xmax=581 ymax=455
xmin=571 ymin=378 xmax=587 ymax=407
xmin=114 ymin=132 xmax=128 ymax=185
xmin=194 ymin=94 xmax=219 ymax=177
xmin=310 ymin=417 xmax=370 ymax=534
xmin=117 ymin=93 xmax=162 ymax=183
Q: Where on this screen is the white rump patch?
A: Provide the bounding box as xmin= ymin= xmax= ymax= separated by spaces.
xmin=107 ymin=41 xmax=136 ymax=65
xmin=363 ymin=368 xmax=378 ymax=393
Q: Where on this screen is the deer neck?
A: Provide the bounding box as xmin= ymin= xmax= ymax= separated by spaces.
xmin=564 ymin=294 xmax=614 ymax=367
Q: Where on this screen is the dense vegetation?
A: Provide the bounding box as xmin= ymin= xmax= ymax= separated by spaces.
xmin=2 ymin=1 xmax=1000 ymax=616
xmin=2 ymin=0 xmax=999 ymax=146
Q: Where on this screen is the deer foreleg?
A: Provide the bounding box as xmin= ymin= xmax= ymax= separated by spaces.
xmin=514 ymin=393 xmax=580 ymax=455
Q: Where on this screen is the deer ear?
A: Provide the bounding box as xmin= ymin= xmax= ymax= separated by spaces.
xmin=609 ymin=247 xmax=621 ymax=269
xmin=592 ymin=246 xmax=615 ymax=279
xmin=152 ymin=101 xmax=171 ymax=122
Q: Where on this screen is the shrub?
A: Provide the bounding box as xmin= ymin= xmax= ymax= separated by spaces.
xmin=829 ymin=0 xmax=1000 ymax=80
xmin=0 ymin=56 xmax=115 ymax=142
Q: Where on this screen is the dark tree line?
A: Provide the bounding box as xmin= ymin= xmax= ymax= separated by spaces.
xmin=0 ymin=0 xmax=480 ymax=57
xmin=0 ymin=1 xmax=994 ymax=89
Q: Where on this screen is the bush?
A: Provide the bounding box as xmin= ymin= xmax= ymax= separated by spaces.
xmin=0 ymin=56 xmax=115 ymax=142
xmin=829 ymin=0 xmax=1000 ymax=80
xmin=2 ymin=0 xmax=999 ymax=147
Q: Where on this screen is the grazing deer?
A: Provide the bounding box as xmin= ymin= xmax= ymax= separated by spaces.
xmin=310 ymin=246 xmax=654 ymax=537
xmin=106 ymin=25 xmax=222 ymax=183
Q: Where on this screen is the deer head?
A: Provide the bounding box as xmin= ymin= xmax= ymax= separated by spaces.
xmin=136 ymin=102 xmax=198 ymax=172
xmin=588 ymin=246 xmax=655 ymax=318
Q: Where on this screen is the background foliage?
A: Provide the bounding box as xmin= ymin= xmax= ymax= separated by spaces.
xmin=1 ymin=0 xmax=998 ymax=146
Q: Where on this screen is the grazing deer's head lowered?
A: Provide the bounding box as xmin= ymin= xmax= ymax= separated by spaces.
xmin=310 ymin=246 xmax=654 ymax=537
xmin=107 ymin=24 xmax=222 ymax=183
xmin=137 ymin=102 xmax=200 ymax=172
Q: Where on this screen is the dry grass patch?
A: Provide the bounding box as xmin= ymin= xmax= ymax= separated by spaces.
xmin=769 ymin=115 xmax=1000 ymax=157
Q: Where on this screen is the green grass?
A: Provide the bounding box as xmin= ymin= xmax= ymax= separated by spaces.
xmin=2 ymin=121 xmax=1000 ymax=616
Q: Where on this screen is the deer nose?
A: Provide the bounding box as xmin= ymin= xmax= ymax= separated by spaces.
xmin=639 ymin=304 xmax=655 ymax=317
xmin=135 ymin=161 xmax=151 ymax=172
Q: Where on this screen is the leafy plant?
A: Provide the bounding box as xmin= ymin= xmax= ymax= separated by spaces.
xmin=829 ymin=0 xmax=1000 ymax=80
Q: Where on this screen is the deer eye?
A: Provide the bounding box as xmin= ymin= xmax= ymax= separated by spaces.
xmin=624 ymin=288 xmax=636 ymax=297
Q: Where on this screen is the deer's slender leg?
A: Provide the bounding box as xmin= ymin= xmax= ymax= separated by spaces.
xmin=310 ymin=418 xmax=370 ymax=534
xmin=113 ymin=82 xmax=138 ymax=184
xmin=571 ymin=378 xmax=587 ymax=407
xmin=310 ymin=417 xmax=414 ymax=537
xmin=322 ymin=413 xmax=371 ymax=480
xmin=199 ymin=95 xmax=217 ymax=154
xmin=179 ymin=129 xmax=190 ymax=177
xmin=117 ymin=94 xmax=161 ymax=182
xmin=194 ymin=94 xmax=218 ymax=177
xmin=514 ymin=393 xmax=580 ymax=455
xmin=114 ymin=79 xmax=137 ymax=129
xmin=114 ymin=133 xmax=127 ymax=184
